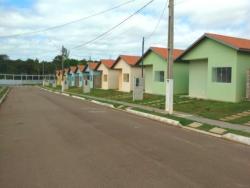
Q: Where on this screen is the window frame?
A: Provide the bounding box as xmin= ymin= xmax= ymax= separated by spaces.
xmin=212 ymin=67 xmax=232 ymax=83
xmin=154 ymin=71 xmax=165 ymax=82
xmin=123 ymin=73 xmax=130 ymax=82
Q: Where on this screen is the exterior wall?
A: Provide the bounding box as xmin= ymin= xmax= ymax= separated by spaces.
xmin=114 ymin=59 xmax=142 ymax=92
xmin=141 ymin=52 xmax=189 ymax=95
xmin=108 ymin=70 xmax=119 ymax=89
xmin=70 ymin=73 xmax=76 ymax=87
xmin=114 ymin=59 xmax=131 ymax=92
xmin=236 ymin=52 xmax=250 ymax=101
xmin=183 ymin=38 xmax=238 ymax=102
xmin=88 ymin=70 xmax=101 ymax=88
xmin=98 ymin=64 xmax=119 ymax=90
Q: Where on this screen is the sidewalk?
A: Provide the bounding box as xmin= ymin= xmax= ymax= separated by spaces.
xmin=65 ymin=91 xmax=250 ymax=133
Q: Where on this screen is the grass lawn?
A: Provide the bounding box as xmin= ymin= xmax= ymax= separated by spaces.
xmin=174 ymin=95 xmax=250 ymax=120
xmin=0 ymin=87 xmax=8 ymax=98
xmin=45 ymin=85 xmax=250 ymax=124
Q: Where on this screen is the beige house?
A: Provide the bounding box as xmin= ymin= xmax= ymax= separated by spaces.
xmin=113 ymin=55 xmax=141 ymax=92
xmin=97 ymin=59 xmax=119 ymax=89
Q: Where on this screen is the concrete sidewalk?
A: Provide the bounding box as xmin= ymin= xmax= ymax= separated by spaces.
xmin=65 ymin=91 xmax=250 ymax=133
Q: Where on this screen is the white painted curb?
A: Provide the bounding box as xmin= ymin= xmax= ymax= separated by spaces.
xmin=126 ymin=109 xmax=181 ymax=127
xmin=61 ymin=93 xmax=70 ymax=97
xmin=183 ymin=126 xmax=222 ymax=138
xmin=222 ymin=133 xmax=250 ymax=146
xmin=72 ymin=95 xmax=86 ymax=100
xmin=91 ymin=100 xmax=114 ymax=108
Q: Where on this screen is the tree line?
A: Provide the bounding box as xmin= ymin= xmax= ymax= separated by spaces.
xmin=0 ymin=54 xmax=90 ymax=75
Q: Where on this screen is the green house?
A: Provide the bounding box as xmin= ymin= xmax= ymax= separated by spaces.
xmin=138 ymin=47 xmax=189 ymax=95
xmin=177 ymin=33 xmax=250 ymax=102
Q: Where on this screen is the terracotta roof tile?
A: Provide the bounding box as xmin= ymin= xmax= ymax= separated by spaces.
xmin=64 ymin=68 xmax=70 ymax=73
xmin=150 ymin=47 xmax=184 ymax=60
xmin=118 ymin=55 xmax=140 ymax=66
xmin=70 ymin=66 xmax=77 ymax=73
xmin=88 ymin=62 xmax=100 ymax=70
xmin=100 ymin=59 xmax=116 ymax=69
xmin=206 ymin=33 xmax=250 ymax=52
xmin=77 ymin=64 xmax=87 ymax=72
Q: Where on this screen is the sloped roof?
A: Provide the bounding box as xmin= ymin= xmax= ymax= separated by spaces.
xmin=115 ymin=55 xmax=141 ymax=66
xmin=136 ymin=47 xmax=184 ymax=65
xmin=177 ymin=33 xmax=250 ymax=60
xmin=100 ymin=59 xmax=116 ymax=69
xmin=88 ymin=62 xmax=100 ymax=70
xmin=70 ymin=66 xmax=78 ymax=73
xmin=206 ymin=33 xmax=250 ymax=52
xmin=64 ymin=68 xmax=70 ymax=74
xmin=150 ymin=47 xmax=184 ymax=60
xmin=77 ymin=64 xmax=87 ymax=72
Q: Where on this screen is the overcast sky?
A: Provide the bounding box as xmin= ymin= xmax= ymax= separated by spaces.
xmin=0 ymin=0 xmax=250 ymax=61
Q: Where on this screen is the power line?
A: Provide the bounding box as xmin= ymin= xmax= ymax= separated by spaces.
xmin=145 ymin=0 xmax=167 ymax=40
xmin=0 ymin=0 xmax=136 ymax=39
xmin=71 ymin=0 xmax=155 ymax=50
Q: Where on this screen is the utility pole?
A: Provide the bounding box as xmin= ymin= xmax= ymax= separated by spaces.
xmin=42 ymin=61 xmax=45 ymax=86
xmin=165 ymin=0 xmax=174 ymax=114
xmin=61 ymin=46 xmax=65 ymax=92
xmin=141 ymin=36 xmax=145 ymax=77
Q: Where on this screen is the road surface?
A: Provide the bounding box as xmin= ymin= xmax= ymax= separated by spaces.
xmin=0 ymin=87 xmax=249 ymax=188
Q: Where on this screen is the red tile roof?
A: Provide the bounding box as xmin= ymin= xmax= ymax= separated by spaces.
xmin=117 ymin=55 xmax=141 ymax=66
xmin=64 ymin=68 xmax=70 ymax=74
xmin=177 ymin=33 xmax=250 ymax=60
xmin=205 ymin=33 xmax=250 ymax=52
xmin=77 ymin=64 xmax=87 ymax=72
xmin=70 ymin=66 xmax=77 ymax=73
xmin=150 ymin=47 xmax=184 ymax=60
xmin=88 ymin=62 xmax=100 ymax=70
xmin=100 ymin=59 xmax=115 ymax=69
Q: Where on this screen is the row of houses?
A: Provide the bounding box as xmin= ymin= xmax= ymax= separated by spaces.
xmin=56 ymin=33 xmax=250 ymax=103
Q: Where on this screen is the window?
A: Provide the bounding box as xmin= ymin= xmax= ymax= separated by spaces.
xmin=123 ymin=73 xmax=129 ymax=82
xmin=212 ymin=67 xmax=232 ymax=83
xmin=155 ymin=71 xmax=165 ymax=82
xmin=103 ymin=74 xmax=107 ymax=82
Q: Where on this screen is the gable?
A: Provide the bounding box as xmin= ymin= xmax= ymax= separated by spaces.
xmin=113 ymin=58 xmax=130 ymax=69
xmin=140 ymin=50 xmax=166 ymax=66
xmin=180 ymin=38 xmax=237 ymax=61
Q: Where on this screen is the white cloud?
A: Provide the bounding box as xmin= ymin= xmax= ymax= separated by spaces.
xmin=0 ymin=0 xmax=249 ymax=61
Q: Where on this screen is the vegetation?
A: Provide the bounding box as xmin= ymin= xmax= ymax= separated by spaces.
xmin=0 ymin=54 xmax=91 ymax=75
xmin=0 ymin=87 xmax=8 ymax=98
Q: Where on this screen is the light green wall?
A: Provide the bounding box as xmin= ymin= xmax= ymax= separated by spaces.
xmin=141 ymin=51 xmax=189 ymax=95
xmin=182 ymin=38 xmax=239 ymax=102
xmin=236 ymin=52 xmax=250 ymax=101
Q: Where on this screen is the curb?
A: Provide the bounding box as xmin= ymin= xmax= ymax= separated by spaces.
xmin=0 ymin=88 xmax=10 ymax=105
xmin=126 ymin=108 xmax=181 ymax=127
xmin=40 ymin=87 xmax=250 ymax=146
xmin=90 ymin=100 xmax=114 ymax=108
xmin=222 ymin=133 xmax=250 ymax=146
xmin=182 ymin=126 xmax=222 ymax=138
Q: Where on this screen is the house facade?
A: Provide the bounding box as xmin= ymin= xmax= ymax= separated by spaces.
xmin=97 ymin=59 xmax=119 ymax=90
xmin=86 ymin=62 xmax=101 ymax=88
xmin=76 ymin=64 xmax=88 ymax=87
xmin=177 ymin=33 xmax=250 ymax=102
xmin=113 ymin=55 xmax=141 ymax=92
xmin=137 ymin=47 xmax=188 ymax=95
xmin=69 ymin=66 xmax=78 ymax=87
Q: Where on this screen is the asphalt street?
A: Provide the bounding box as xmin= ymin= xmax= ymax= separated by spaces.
xmin=0 ymin=87 xmax=249 ymax=188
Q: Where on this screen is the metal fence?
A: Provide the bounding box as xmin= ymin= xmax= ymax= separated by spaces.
xmin=0 ymin=74 xmax=55 ymax=85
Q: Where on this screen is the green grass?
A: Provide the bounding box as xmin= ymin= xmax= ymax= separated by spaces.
xmin=131 ymin=108 xmax=250 ymax=138
xmin=0 ymin=87 xmax=8 ymax=98
xmin=48 ymin=86 xmax=250 ymax=125
xmin=228 ymin=116 xmax=250 ymax=124
xmin=174 ymin=95 xmax=250 ymax=120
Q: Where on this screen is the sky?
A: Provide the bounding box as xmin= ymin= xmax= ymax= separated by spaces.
xmin=0 ymin=0 xmax=250 ymax=61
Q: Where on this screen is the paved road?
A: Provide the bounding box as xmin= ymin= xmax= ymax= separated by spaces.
xmin=0 ymin=87 xmax=250 ymax=188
